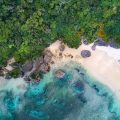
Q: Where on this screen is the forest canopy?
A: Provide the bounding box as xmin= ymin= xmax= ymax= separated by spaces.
xmin=0 ymin=0 xmax=120 ymax=66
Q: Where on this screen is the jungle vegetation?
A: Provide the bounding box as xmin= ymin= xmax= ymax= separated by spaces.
xmin=0 ymin=0 xmax=120 ymax=67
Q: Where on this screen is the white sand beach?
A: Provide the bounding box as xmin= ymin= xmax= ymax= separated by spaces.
xmin=48 ymin=41 xmax=120 ymax=99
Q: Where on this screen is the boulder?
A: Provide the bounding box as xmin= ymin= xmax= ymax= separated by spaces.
xmin=44 ymin=50 xmax=53 ymax=57
xmin=0 ymin=69 xmax=4 ymax=76
xmin=39 ymin=63 xmax=49 ymax=73
xmin=94 ymin=38 xmax=108 ymax=46
xmin=22 ymin=61 xmax=33 ymax=73
xmin=44 ymin=55 xmax=52 ymax=63
xmin=91 ymin=44 xmax=96 ymax=51
xmin=109 ymin=39 xmax=120 ymax=49
xmin=82 ymin=39 xmax=88 ymax=45
xmin=33 ymin=56 xmax=44 ymax=72
xmin=118 ymin=60 xmax=120 ymax=64
xmin=55 ymin=70 xmax=65 ymax=79
xmin=59 ymin=44 xmax=65 ymax=51
xmin=81 ymin=50 xmax=91 ymax=58
xmin=43 ymin=50 xmax=53 ymax=63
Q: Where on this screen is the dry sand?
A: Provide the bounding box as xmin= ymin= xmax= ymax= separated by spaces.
xmin=48 ymin=40 xmax=120 ymax=99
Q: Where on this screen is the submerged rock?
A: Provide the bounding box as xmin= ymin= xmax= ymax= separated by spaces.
xmin=81 ymin=50 xmax=91 ymax=58
xmin=55 ymin=70 xmax=65 ymax=79
xmin=77 ymin=94 xmax=86 ymax=103
xmin=73 ymin=80 xmax=84 ymax=93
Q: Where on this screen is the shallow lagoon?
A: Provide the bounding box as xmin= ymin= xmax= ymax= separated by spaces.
xmin=0 ymin=61 xmax=120 ymax=120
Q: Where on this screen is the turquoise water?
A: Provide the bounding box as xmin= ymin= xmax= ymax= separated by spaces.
xmin=0 ymin=61 xmax=120 ymax=120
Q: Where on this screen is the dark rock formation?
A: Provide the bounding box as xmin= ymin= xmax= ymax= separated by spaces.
xmin=33 ymin=57 xmax=44 ymax=72
xmin=0 ymin=67 xmax=4 ymax=76
xmin=22 ymin=61 xmax=33 ymax=74
xmin=81 ymin=50 xmax=91 ymax=58
xmin=77 ymin=94 xmax=86 ymax=103
xmin=39 ymin=63 xmax=49 ymax=73
xmin=44 ymin=50 xmax=53 ymax=57
xmin=55 ymin=70 xmax=65 ymax=79
xmin=109 ymin=38 xmax=120 ymax=49
xmin=118 ymin=60 xmax=120 ymax=64
xmin=59 ymin=44 xmax=65 ymax=51
xmin=44 ymin=55 xmax=52 ymax=63
xmin=94 ymin=37 xmax=108 ymax=46
xmin=109 ymin=43 xmax=119 ymax=48
xmin=22 ymin=50 xmax=52 ymax=73
xmin=18 ymin=50 xmax=53 ymax=81
xmin=74 ymin=80 xmax=84 ymax=92
xmin=75 ymin=68 xmax=80 ymax=72
xmin=81 ymin=38 xmax=88 ymax=45
xmin=91 ymin=44 xmax=96 ymax=51
xmin=92 ymin=38 xmax=120 ymax=50
xmin=43 ymin=50 xmax=53 ymax=63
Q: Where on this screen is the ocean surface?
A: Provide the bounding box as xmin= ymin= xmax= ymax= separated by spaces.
xmin=0 ymin=61 xmax=120 ymax=120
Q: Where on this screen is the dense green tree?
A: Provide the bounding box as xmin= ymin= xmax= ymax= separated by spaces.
xmin=0 ymin=0 xmax=120 ymax=67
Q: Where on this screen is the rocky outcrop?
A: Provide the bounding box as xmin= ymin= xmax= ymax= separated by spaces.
xmin=33 ymin=56 xmax=44 ymax=72
xmin=43 ymin=50 xmax=53 ymax=63
xmin=0 ymin=68 xmax=4 ymax=76
xmin=55 ymin=69 xmax=65 ymax=79
xmin=91 ymin=44 xmax=96 ymax=51
xmin=109 ymin=38 xmax=120 ymax=49
xmin=44 ymin=50 xmax=53 ymax=57
xmin=81 ymin=38 xmax=88 ymax=45
xmin=39 ymin=63 xmax=49 ymax=73
xmin=94 ymin=38 xmax=108 ymax=46
xmin=81 ymin=50 xmax=91 ymax=58
xmin=21 ymin=50 xmax=53 ymax=81
xmin=91 ymin=38 xmax=108 ymax=51
xmin=73 ymin=80 xmax=84 ymax=93
xmin=22 ymin=61 xmax=33 ymax=74
xmin=59 ymin=44 xmax=65 ymax=51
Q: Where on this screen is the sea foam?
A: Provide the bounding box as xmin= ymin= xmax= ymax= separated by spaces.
xmin=0 ymin=62 xmax=120 ymax=120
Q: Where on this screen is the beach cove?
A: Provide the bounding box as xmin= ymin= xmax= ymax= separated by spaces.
xmin=48 ymin=41 xmax=120 ymax=100
xmin=0 ymin=41 xmax=120 ymax=119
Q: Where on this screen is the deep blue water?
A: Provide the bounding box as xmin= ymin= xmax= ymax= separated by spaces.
xmin=0 ymin=62 xmax=120 ymax=120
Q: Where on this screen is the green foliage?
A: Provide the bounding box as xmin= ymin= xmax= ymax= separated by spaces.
xmin=0 ymin=0 xmax=120 ymax=66
xmin=7 ymin=68 xmax=21 ymax=78
xmin=61 ymin=26 xmax=81 ymax=48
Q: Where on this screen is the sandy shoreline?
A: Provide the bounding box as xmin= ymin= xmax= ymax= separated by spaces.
xmin=48 ymin=41 xmax=120 ymax=100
